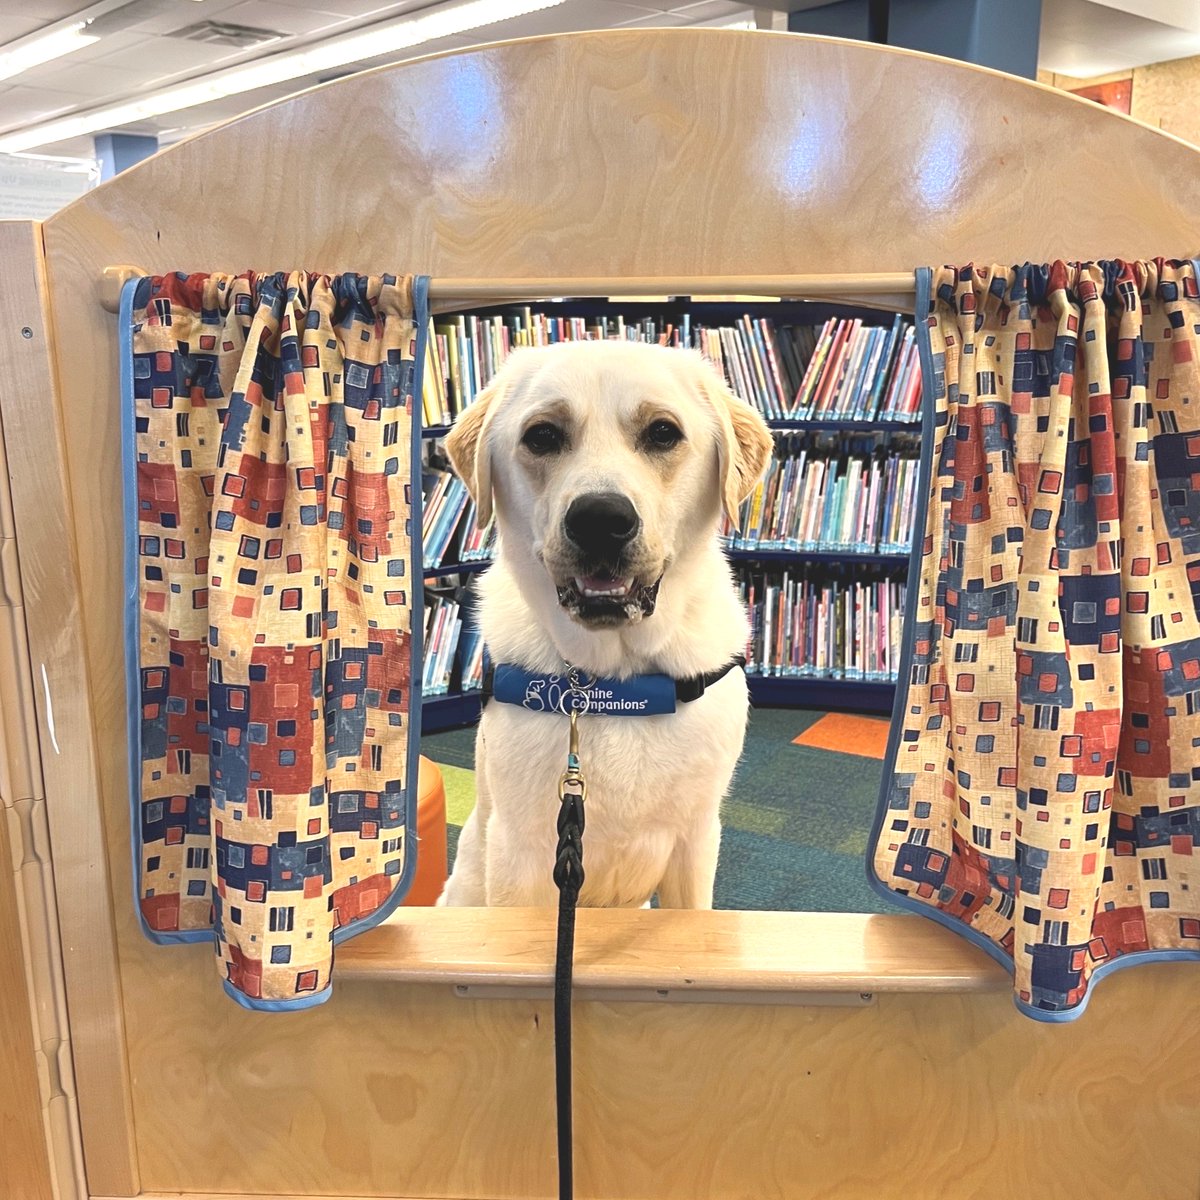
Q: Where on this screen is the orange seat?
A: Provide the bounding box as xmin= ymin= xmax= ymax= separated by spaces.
xmin=402 ymin=755 xmax=449 ymax=906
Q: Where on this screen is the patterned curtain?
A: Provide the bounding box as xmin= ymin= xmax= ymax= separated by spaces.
xmin=121 ymin=270 xmax=427 ymax=1010
xmin=871 ymin=259 xmax=1200 ymax=1020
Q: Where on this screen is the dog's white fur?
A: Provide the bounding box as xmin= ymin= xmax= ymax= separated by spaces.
xmin=436 ymin=340 xmax=773 ymax=908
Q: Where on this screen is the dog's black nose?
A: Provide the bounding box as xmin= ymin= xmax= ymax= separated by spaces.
xmin=564 ymin=492 xmax=641 ymax=556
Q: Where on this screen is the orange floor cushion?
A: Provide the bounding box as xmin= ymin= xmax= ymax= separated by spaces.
xmin=402 ymin=755 xmax=449 ymax=906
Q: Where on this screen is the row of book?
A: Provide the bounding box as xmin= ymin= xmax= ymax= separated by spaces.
xmin=725 ymin=450 xmax=919 ymax=554
xmin=741 ymin=570 xmax=907 ymax=681
xmin=423 ymin=568 xmax=908 ymax=695
xmin=422 ymin=593 xmax=485 ymax=695
xmin=424 ymin=450 xmax=919 ymax=568
xmin=792 ymin=317 xmax=921 ymax=423
xmin=421 ymin=469 xmax=497 ymax=569
xmin=420 ymin=308 xmax=921 ymax=427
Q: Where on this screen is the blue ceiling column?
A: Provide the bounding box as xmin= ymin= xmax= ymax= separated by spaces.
xmin=888 ymin=0 xmax=1042 ymax=78
xmin=789 ymin=0 xmax=1043 ymax=79
xmin=94 ymin=132 xmax=158 ymax=180
xmin=786 ymin=0 xmax=875 ymax=40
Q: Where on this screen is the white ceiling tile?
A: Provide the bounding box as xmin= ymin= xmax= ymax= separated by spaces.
xmin=615 ymin=13 xmax=693 ymax=26
xmin=93 ymin=33 xmax=250 ymax=73
xmin=27 ymin=131 xmax=95 ymax=156
xmin=1085 ymin=0 xmax=1200 ymax=35
xmin=1040 ymin=0 xmax=1200 ymax=74
xmin=119 ymin=0 xmax=266 ymax=36
xmin=0 ymin=1 xmax=90 ymax=19
xmin=0 ymin=15 xmax=52 ymax=40
xmin=215 ymin=2 xmax=354 ymax=36
xmin=22 ymin=59 xmax=135 ymax=95
xmin=70 ymin=29 xmax=143 ymax=58
xmin=261 ymin=0 xmax=422 ymax=14
xmin=0 ymin=84 xmax=82 ymax=128
xmin=462 ymin=1 xmax=659 ymax=38
xmin=9 ymin=83 xmax=91 ymax=103
xmin=672 ymin=0 xmax=748 ymax=13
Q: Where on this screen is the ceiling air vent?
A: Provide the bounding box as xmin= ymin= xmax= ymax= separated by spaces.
xmin=168 ymin=20 xmax=287 ymax=49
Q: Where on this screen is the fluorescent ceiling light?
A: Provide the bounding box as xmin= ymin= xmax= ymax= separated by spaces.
xmin=5 ymin=150 xmax=96 ymax=166
xmin=0 ymin=22 xmax=100 ymax=84
xmin=0 ymin=0 xmax=568 ymax=153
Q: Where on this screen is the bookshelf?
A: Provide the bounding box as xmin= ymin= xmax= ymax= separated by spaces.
xmin=419 ymin=298 xmax=919 ymax=734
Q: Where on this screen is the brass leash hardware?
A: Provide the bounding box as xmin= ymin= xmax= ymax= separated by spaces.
xmin=554 ymin=705 xmax=586 ymax=892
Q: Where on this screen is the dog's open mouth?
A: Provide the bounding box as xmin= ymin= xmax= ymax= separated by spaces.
xmin=556 ymin=572 xmax=663 ymax=625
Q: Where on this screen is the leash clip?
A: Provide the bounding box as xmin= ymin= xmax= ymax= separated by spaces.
xmin=558 ymin=662 xmax=593 ymax=717
xmin=555 ymin=706 xmax=586 ymax=891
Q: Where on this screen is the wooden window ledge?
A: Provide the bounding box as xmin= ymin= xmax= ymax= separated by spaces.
xmin=337 ymin=909 xmax=1008 ymax=1003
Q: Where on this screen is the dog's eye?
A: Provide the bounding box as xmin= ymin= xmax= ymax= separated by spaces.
xmin=521 ymin=423 xmax=565 ymax=455
xmin=643 ymin=420 xmax=683 ymax=450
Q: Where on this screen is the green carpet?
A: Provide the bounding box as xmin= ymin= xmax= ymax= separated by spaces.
xmin=420 ymin=706 xmax=890 ymax=913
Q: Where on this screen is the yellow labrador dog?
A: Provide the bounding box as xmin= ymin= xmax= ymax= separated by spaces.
xmin=436 ymin=340 xmax=772 ymax=908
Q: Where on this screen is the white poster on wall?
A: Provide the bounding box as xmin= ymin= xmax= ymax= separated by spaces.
xmin=0 ymin=153 xmax=96 ymax=219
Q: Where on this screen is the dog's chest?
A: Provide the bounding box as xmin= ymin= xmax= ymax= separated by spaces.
xmin=478 ymin=671 xmax=748 ymax=840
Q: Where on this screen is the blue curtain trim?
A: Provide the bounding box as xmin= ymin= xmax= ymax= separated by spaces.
xmin=332 ymin=271 xmax=430 ymax=946
xmin=120 ymin=276 xmax=210 ymax=947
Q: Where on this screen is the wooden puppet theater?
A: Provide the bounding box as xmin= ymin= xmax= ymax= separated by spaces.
xmin=2 ymin=26 xmax=1199 ymax=1200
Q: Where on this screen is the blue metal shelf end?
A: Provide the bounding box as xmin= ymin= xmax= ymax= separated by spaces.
xmin=422 ymin=560 xmax=492 ymax=580
xmin=421 ymin=690 xmax=483 ymax=733
xmin=746 ymin=675 xmax=895 ymax=713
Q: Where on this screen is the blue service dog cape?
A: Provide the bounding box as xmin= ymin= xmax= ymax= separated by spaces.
xmin=485 ymin=657 xmax=746 ymax=716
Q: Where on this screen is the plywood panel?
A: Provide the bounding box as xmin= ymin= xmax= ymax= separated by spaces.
xmin=0 ymin=262 xmax=86 ymax=1197
xmin=0 ymin=775 xmax=53 ymax=1200
xmin=0 ymin=231 xmax=55 ymax=1200
xmin=0 ymin=220 xmax=138 ymax=1197
xmin=120 ymin=963 xmax=1199 ymax=1200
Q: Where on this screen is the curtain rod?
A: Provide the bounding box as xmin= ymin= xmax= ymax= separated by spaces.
xmin=99 ymin=265 xmax=917 ymax=314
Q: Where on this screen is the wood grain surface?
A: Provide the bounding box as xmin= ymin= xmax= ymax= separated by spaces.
xmin=117 ymin=964 xmax=1200 ymax=1200
xmin=343 ymin=907 xmax=1010 ymax=993
xmin=0 ymin=220 xmax=127 ymax=1197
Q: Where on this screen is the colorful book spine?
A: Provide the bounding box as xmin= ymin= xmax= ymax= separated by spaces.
xmin=724 ymin=446 xmax=918 ymax=555
xmin=738 ymin=570 xmax=906 ymax=681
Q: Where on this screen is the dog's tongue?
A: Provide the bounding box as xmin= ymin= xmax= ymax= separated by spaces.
xmin=575 ymin=573 xmax=633 ymax=597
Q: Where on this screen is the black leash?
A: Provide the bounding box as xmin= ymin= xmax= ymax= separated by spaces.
xmin=541 ymin=656 xmax=745 ymax=1200
xmin=552 ymin=693 xmax=587 ymax=1200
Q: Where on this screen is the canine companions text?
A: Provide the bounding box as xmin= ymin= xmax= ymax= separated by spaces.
xmin=436 ymin=341 xmax=772 ymax=908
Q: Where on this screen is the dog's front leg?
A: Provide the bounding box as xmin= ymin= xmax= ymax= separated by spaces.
xmin=484 ymin=813 xmax=559 ymax=907
xmin=436 ymin=729 xmax=492 ymax=906
xmin=656 ymin=814 xmax=722 ymax=910
xmin=437 ymin=805 xmax=489 ymax=905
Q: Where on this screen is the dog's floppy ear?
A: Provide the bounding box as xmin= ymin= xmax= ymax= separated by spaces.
xmin=445 ymin=376 xmax=505 ymax=526
xmin=694 ymin=356 xmax=774 ymax=520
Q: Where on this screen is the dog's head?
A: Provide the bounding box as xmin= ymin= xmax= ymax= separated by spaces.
xmin=445 ymin=341 xmax=772 ymax=630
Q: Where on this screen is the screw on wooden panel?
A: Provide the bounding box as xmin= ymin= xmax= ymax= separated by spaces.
xmin=20 ymin=327 xmax=32 ymax=339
